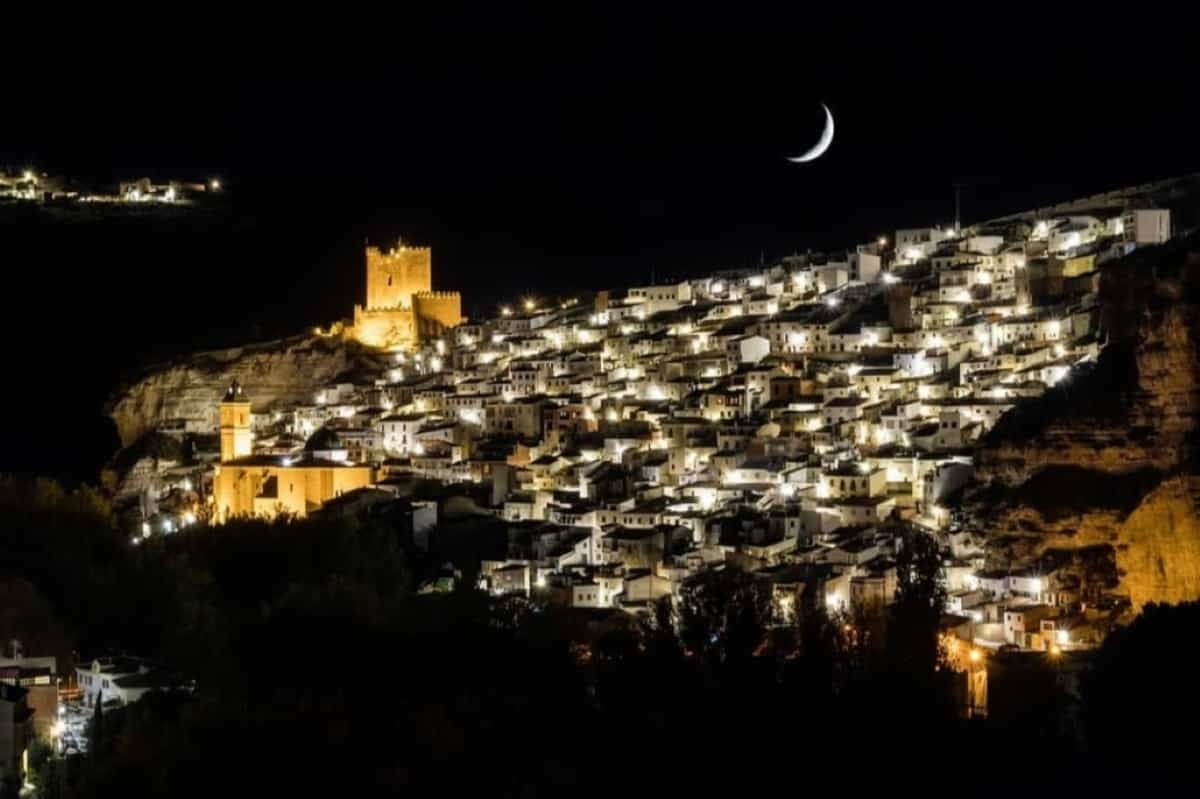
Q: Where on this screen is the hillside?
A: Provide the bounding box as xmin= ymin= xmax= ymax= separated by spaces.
xmin=971 ymin=234 xmax=1200 ymax=607
xmin=107 ymin=334 xmax=387 ymax=448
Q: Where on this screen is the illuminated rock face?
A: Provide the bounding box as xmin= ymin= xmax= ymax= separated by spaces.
xmin=974 ymin=239 xmax=1200 ymax=607
xmin=108 ymin=335 xmax=387 ymax=448
xmin=1115 ymin=478 xmax=1200 ymax=606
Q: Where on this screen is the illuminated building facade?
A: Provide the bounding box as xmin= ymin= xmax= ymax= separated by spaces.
xmin=212 ymin=385 xmax=373 ymax=522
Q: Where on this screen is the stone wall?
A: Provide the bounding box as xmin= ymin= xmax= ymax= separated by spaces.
xmin=414 ymin=290 xmax=464 ymax=331
xmin=352 ymin=304 xmax=418 ymax=350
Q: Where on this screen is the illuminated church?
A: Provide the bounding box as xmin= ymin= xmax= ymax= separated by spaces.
xmin=211 ymin=383 xmax=373 ymax=522
xmin=349 ymin=242 xmax=463 ymax=349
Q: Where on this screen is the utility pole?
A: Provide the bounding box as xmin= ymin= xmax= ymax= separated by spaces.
xmin=953 ymin=182 xmax=966 ymax=232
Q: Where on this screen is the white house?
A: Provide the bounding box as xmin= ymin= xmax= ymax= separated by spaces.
xmin=377 ymin=412 xmax=429 ymax=454
xmin=727 ymin=335 xmax=770 ymax=366
xmin=1045 ymin=216 xmax=1103 ymax=254
xmin=626 ymin=281 xmax=693 ymax=314
xmin=1122 ymin=208 xmax=1170 ymax=245
xmin=895 ymin=227 xmax=956 ymax=263
xmin=75 ymin=657 xmax=183 ymax=708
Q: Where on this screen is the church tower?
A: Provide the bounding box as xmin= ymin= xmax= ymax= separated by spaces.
xmin=219 ymin=381 xmax=253 ymax=462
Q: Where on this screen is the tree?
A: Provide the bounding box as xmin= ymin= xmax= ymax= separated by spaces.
xmin=887 ymin=529 xmax=947 ymax=675
xmin=1082 ymin=601 xmax=1200 ymax=771
xmin=643 ymin=595 xmax=682 ymax=664
xmin=89 ymin=699 xmax=103 ymax=752
xmin=0 ymin=578 xmax=73 ymax=667
xmin=677 ymin=567 xmax=771 ymax=669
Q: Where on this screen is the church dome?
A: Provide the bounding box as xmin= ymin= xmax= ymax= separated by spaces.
xmin=305 ymin=426 xmax=343 ymax=452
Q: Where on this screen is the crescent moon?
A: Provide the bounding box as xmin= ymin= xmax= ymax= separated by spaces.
xmin=787 ymin=104 xmax=834 ymax=163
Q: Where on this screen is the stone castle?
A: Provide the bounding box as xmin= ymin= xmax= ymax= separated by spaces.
xmin=350 ymin=242 xmax=463 ymax=349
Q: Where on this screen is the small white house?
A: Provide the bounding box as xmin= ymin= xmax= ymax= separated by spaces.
xmin=727 ymin=335 xmax=770 ymax=365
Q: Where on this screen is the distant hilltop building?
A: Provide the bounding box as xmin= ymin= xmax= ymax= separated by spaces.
xmin=0 ymin=168 xmax=221 ymax=204
xmin=350 ymin=242 xmax=463 ymax=350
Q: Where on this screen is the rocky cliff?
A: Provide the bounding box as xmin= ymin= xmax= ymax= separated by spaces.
xmin=972 ymin=235 xmax=1200 ymax=607
xmin=107 ymin=334 xmax=388 ymax=448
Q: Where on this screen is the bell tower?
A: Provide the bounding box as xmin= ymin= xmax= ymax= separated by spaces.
xmin=219 ymin=381 xmax=253 ymax=462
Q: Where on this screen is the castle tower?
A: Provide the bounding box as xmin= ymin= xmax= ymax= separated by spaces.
xmin=219 ymin=381 xmax=253 ymax=462
xmin=365 ymin=242 xmax=432 ymax=310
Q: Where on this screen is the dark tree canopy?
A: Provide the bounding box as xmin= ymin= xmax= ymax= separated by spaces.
xmin=0 ymin=476 xmax=1183 ymax=795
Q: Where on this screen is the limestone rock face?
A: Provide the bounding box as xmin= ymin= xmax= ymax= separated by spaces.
xmin=973 ymin=238 xmax=1200 ymax=607
xmin=107 ymin=335 xmax=386 ymax=448
xmin=1115 ymin=477 xmax=1200 ymax=606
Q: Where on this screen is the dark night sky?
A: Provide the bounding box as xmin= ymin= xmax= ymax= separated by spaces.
xmin=2 ymin=16 xmax=1198 ymax=481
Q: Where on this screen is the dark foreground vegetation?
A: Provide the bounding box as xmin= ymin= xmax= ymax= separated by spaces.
xmin=0 ymin=476 xmax=1194 ymax=797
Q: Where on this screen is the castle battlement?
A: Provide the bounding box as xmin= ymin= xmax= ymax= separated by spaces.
xmin=369 ymin=244 xmax=433 ymax=257
xmin=415 ymin=290 xmax=460 ymax=299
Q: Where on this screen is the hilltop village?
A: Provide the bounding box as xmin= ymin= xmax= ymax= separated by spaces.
xmin=122 ymin=199 xmax=1176 ymax=660
xmin=0 ymin=167 xmax=220 ymax=204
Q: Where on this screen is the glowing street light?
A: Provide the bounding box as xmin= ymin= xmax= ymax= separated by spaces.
xmin=210 ymin=178 xmax=221 ymax=191
xmin=501 ymin=306 xmax=513 ymax=317
xmin=968 ymin=648 xmax=982 ymax=664
xmin=524 ymin=298 xmax=536 ymax=312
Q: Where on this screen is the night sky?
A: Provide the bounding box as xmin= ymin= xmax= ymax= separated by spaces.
xmin=3 ymin=16 xmax=1197 ymax=481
